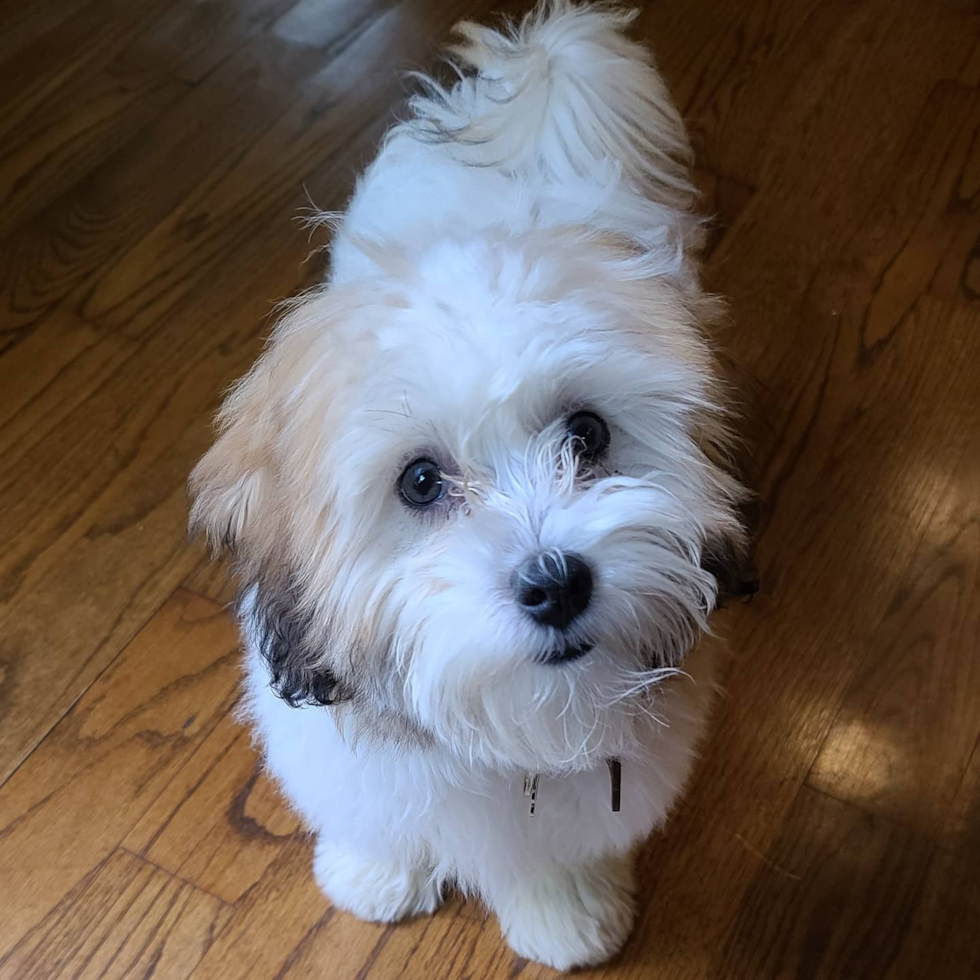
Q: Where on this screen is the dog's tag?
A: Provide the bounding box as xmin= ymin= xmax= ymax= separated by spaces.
xmin=523 ymin=772 xmax=540 ymax=816
xmin=607 ymin=758 xmax=621 ymax=812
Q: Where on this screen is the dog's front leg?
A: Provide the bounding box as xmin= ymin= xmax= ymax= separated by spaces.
xmin=490 ymin=851 xmax=637 ymax=970
xmin=313 ymin=837 xmax=442 ymax=923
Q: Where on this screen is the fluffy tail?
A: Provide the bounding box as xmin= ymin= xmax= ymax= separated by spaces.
xmin=408 ymin=1 xmax=695 ymax=210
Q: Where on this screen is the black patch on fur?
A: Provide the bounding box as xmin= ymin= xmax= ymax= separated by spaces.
xmin=244 ymin=573 xmax=350 ymax=709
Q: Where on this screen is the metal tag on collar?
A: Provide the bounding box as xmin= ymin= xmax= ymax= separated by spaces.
xmin=523 ymin=772 xmax=540 ymax=816
xmin=607 ymin=758 xmax=622 ymax=812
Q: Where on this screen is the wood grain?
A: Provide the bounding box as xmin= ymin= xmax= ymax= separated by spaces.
xmin=809 ymin=417 xmax=980 ymax=835
xmin=185 ymin=838 xmax=332 ymax=980
xmin=0 ymin=849 xmax=233 ymax=980
xmin=0 ymin=0 xmax=317 ymax=241
xmin=124 ymin=709 xmax=300 ymax=905
xmin=0 ymin=590 xmax=239 ymax=959
xmin=711 ymin=786 xmax=934 ymax=980
xmin=0 ymin=307 xmax=136 ymax=459
xmin=0 ymin=0 xmax=978 ymax=976
xmin=182 ymin=549 xmax=239 ymax=607
xmin=887 ymin=740 xmax=980 ymax=980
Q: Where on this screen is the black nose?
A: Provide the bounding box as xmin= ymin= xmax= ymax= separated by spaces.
xmin=512 ymin=552 xmax=593 ymax=629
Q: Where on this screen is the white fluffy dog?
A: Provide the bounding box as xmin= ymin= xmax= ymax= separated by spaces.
xmin=190 ymin=1 xmax=750 ymax=970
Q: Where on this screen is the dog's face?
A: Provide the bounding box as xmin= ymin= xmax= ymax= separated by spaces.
xmin=191 ymin=230 xmax=745 ymax=771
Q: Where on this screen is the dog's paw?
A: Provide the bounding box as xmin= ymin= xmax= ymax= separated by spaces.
xmin=496 ymin=854 xmax=636 ymax=971
xmin=313 ymin=838 xmax=442 ymax=923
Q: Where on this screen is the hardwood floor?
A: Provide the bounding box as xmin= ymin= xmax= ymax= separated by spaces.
xmin=0 ymin=0 xmax=977 ymax=977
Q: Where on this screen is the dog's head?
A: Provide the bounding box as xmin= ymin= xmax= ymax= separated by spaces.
xmin=190 ymin=229 xmax=748 ymax=771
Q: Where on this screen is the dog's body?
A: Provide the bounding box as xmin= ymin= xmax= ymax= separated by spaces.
xmin=190 ymin=3 xmax=747 ymax=969
xmin=241 ymin=588 xmax=717 ymax=967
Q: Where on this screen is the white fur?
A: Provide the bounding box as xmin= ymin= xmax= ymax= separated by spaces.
xmin=210 ymin=2 xmax=746 ymax=971
xmin=242 ymin=591 xmax=717 ymax=970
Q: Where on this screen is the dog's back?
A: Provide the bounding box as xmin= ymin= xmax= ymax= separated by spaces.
xmin=332 ymin=1 xmax=701 ymax=284
xmin=408 ymin=2 xmax=693 ymax=203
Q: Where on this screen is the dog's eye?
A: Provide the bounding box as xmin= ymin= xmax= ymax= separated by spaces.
xmin=398 ymin=458 xmax=445 ymax=508
xmin=566 ymin=411 xmax=610 ymax=462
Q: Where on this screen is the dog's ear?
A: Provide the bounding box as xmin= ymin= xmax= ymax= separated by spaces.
xmin=188 ymin=363 xmax=278 ymax=556
xmin=189 ymin=285 xmax=361 ymax=558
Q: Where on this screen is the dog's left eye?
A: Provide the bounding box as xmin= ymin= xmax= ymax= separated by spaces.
xmin=398 ymin=458 xmax=446 ymax=508
xmin=566 ymin=410 xmax=610 ymax=462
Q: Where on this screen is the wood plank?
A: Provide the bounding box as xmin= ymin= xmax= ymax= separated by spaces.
xmin=0 ymin=0 xmax=318 ymax=234
xmin=0 ymin=0 xmax=94 ymax=65
xmin=0 ymin=2 xmax=363 ymax=341
xmin=708 ymin=786 xmax=934 ymax=980
xmin=809 ymin=433 xmax=980 ymax=836
xmin=814 ymin=80 xmax=980 ymax=357
xmin=0 ymin=308 xmax=136 ymax=460
xmin=132 ymin=0 xmax=312 ymax=86
xmin=929 ymin=83 xmax=980 ymax=304
xmin=646 ymin=1 xmax=980 ymax=368
xmin=887 ymin=741 xmax=980 ymax=979
xmin=0 ymin=0 xmax=316 ymax=240
xmin=0 ymin=0 xmax=171 ymax=117
xmin=0 ymin=849 xmax=232 ymax=980
xmin=182 ymin=549 xmax=239 ymax=607
xmin=78 ymin=0 xmax=498 ymax=338
xmin=270 ymin=903 xmax=510 ymax=980
xmin=0 ymin=590 xmax=240 ymax=958
xmin=795 ymin=81 xmax=980 ymax=834
xmin=0 ymin=0 xmax=182 ymax=240
xmin=124 ymin=709 xmax=301 ymax=905
xmin=649 ymin=0 xmax=979 ymax=187
xmin=185 ymin=834 xmax=503 ymax=980
xmin=185 ymin=838 xmax=332 ymax=980
xmin=0 ymin=64 xmax=189 ymax=242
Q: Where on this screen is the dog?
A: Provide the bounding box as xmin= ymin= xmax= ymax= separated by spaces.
xmin=189 ymin=1 xmax=749 ymax=969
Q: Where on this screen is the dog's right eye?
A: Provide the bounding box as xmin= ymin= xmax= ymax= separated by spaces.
xmin=398 ymin=458 xmax=445 ymax=508
xmin=566 ymin=410 xmax=610 ymax=463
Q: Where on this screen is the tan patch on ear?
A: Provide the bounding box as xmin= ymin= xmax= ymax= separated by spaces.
xmin=188 ymin=435 xmax=268 ymax=552
xmin=188 ymin=283 xmax=372 ymax=581
xmin=188 ymin=360 xmax=281 ymax=566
